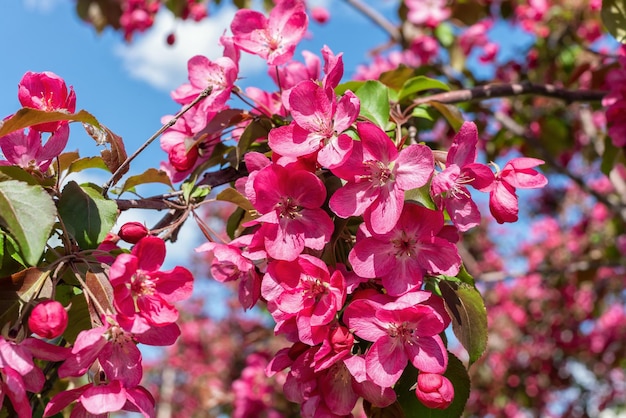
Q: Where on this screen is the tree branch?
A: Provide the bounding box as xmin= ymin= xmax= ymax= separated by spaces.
xmin=413 ymin=82 xmax=607 ymax=106
xmin=342 ymin=0 xmax=401 ymax=44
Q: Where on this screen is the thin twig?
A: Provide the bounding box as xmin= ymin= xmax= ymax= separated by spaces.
xmin=412 ymin=82 xmax=607 ymax=107
xmin=102 ymin=86 xmax=213 ymax=196
xmin=342 ymin=0 xmax=401 ymax=43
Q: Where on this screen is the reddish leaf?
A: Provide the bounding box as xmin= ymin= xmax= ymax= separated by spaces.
xmin=0 ymin=268 xmax=53 ymax=326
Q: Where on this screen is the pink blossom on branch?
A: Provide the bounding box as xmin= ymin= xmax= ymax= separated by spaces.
xmin=349 ymin=203 xmax=462 ymax=296
xmin=0 ymin=124 xmax=70 ymax=173
xmin=329 ymin=121 xmax=434 ymax=234
xmin=18 ymin=71 xmax=76 ymax=132
xmin=230 ymin=0 xmax=308 ymax=66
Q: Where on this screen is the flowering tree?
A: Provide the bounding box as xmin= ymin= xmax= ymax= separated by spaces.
xmin=1 ymin=0 xmax=625 ymax=417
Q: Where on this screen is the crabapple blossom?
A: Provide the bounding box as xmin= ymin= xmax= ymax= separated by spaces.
xmin=0 ymin=124 xmax=69 ymax=173
xmin=118 ymin=221 xmax=149 ymax=244
xmin=484 ymin=157 xmax=548 ymax=223
xmin=349 ymin=203 xmax=462 ymax=296
xmin=430 ymin=121 xmax=494 ymax=231
xmin=343 ymin=291 xmax=451 ymax=387
xmin=28 ymin=300 xmax=68 ymax=339
xmin=330 ymin=121 xmax=434 ymax=234
xmin=230 ymin=0 xmax=308 ymax=66
xmin=245 ymin=163 xmax=333 ymax=261
xmin=405 ymin=0 xmax=450 ymax=27
xmin=414 ymin=373 xmax=454 ymax=409
xmin=109 ymin=236 xmax=194 ymax=326
xmin=17 ymin=71 xmax=76 ymax=132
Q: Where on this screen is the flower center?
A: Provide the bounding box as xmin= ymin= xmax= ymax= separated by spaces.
xmin=131 ymin=271 xmax=156 ymax=296
xmin=276 ymin=196 xmax=302 ymax=219
xmin=388 ymin=322 xmax=416 ymax=343
xmin=392 ymin=233 xmax=418 ymax=259
xmin=363 ymin=160 xmax=392 ymax=187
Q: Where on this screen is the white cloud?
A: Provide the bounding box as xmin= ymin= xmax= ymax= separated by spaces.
xmin=114 ymin=6 xmax=265 ymax=92
xmin=22 ymin=0 xmax=63 ymax=13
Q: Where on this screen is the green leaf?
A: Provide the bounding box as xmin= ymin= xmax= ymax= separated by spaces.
xmin=379 ymin=65 xmax=416 ymax=91
xmin=602 ymin=0 xmax=626 ymax=43
xmin=66 ymin=156 xmax=110 ymax=175
xmin=398 ymin=76 xmax=450 ymax=102
xmin=335 ymin=81 xmax=365 ymax=96
xmin=0 ymin=232 xmax=26 ymax=277
xmin=601 ymin=136 xmax=625 ymax=175
xmin=64 ymin=293 xmax=92 ymax=344
xmin=0 ymin=268 xmax=53 ymax=327
xmin=237 ymin=117 xmax=273 ymax=168
xmin=434 ymin=22 xmax=455 ymax=47
xmin=429 ymin=102 xmax=464 ymax=131
xmin=216 ymin=187 xmax=255 ymax=211
xmin=0 ymin=166 xmax=43 ymax=186
xmin=57 ymin=181 xmax=118 ymax=250
xmin=439 ymin=280 xmax=488 ymax=365
xmin=0 ymin=108 xmax=101 ymax=137
xmin=356 ymin=80 xmax=391 ymax=129
xmin=395 ymin=354 xmax=470 ymax=418
xmin=121 ymin=168 xmax=173 ymax=193
xmin=411 ymin=107 xmax=435 ymax=121
xmin=404 ymin=184 xmax=436 ymax=210
xmin=0 ymin=180 xmax=56 ymax=266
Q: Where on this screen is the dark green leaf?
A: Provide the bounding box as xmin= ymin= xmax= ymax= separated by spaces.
xmin=0 ymin=232 xmax=26 ymax=277
xmin=121 ymin=168 xmax=173 ymax=193
xmin=429 ymin=102 xmax=464 ymax=131
xmin=0 ymin=108 xmax=100 ymax=137
xmin=439 ymin=280 xmax=488 ymax=365
xmin=64 ymin=293 xmax=92 ymax=344
xmin=237 ymin=117 xmax=273 ymax=168
xmin=602 ymin=0 xmax=626 ymax=43
xmin=398 ymin=76 xmax=450 ymax=102
xmin=0 ymin=166 xmax=43 ymax=186
xmin=356 ymin=80 xmax=391 ymax=129
xmin=57 ymin=181 xmax=118 ymax=250
xmin=0 ymin=180 xmax=56 ymax=266
xmin=379 ymin=65 xmax=416 ymax=91
xmin=0 ymin=268 xmax=53 ymax=327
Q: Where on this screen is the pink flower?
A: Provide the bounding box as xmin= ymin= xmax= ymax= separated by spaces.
xmin=0 ymin=337 xmax=69 ymax=418
xmin=414 ymin=373 xmax=454 ymax=409
xmin=329 ymin=122 xmax=434 ymax=234
xmin=28 ymin=300 xmax=68 ymax=339
xmin=109 ymin=236 xmax=194 ymax=325
xmin=0 ymin=124 xmax=69 ymax=172
xmin=311 ymin=6 xmax=330 ymax=24
xmin=171 ymin=55 xmax=238 ymax=113
xmin=343 ymin=291 xmax=450 ymax=387
xmin=349 ymin=203 xmax=461 ymax=296
xmin=485 ymin=157 xmax=548 ymax=223
xmin=195 ymin=241 xmax=261 ymax=310
xmin=245 ymin=163 xmax=334 ymax=261
xmin=44 ymin=380 xmax=155 ymax=417
xmin=230 ymin=0 xmax=308 ymax=65
xmin=18 ymin=71 xmax=76 ymax=132
xmin=430 ymin=121 xmax=494 ymax=232
xmin=405 ymin=0 xmax=450 ymax=28
xmin=262 ymin=255 xmax=346 ymax=344
xmin=268 ymin=82 xmax=359 ymax=168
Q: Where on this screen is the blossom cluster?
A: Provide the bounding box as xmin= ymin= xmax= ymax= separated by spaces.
xmin=0 ymin=73 xmax=195 ymax=417
xmin=154 ymin=0 xmax=549 ymax=415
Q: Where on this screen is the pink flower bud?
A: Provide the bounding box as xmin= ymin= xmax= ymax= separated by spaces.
xmin=415 ymin=373 xmax=454 ymax=409
xmin=118 ymin=222 xmax=149 ymax=244
xmin=169 ymin=142 xmax=199 ymax=171
xmin=311 ymin=7 xmax=330 ymax=24
xmin=28 ymin=300 xmax=68 ymax=339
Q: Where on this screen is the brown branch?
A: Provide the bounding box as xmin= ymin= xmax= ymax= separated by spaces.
xmin=413 ymin=82 xmax=607 ymax=106
xmin=342 ymin=0 xmax=402 ymax=44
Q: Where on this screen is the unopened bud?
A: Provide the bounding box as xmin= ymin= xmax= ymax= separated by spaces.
xmin=28 ymin=300 xmax=68 ymax=339
xmin=414 ymin=373 xmax=454 ymax=409
xmin=118 ymin=222 xmax=149 ymax=244
xmin=169 ymin=141 xmax=199 ymax=171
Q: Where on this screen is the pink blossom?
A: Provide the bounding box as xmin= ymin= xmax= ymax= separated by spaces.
xmin=0 ymin=337 xmax=69 ymax=418
xmin=349 ymin=203 xmax=461 ymax=296
xmin=230 ymin=0 xmax=308 ymax=66
xmin=28 ymin=300 xmax=68 ymax=339
xmin=269 ymin=49 xmax=320 ymax=93
xmin=343 ymin=291 xmax=450 ymax=387
xmin=18 ymin=71 xmax=76 ymax=132
xmin=329 ymin=122 xmax=434 ymax=234
xmin=414 ymin=373 xmax=454 ymax=409
xmin=171 ymin=55 xmax=238 ymax=113
xmin=119 ymin=0 xmax=159 ymax=41
xmin=245 ymin=163 xmax=334 ymax=261
xmin=44 ymin=380 xmax=155 ymax=417
xmin=262 ymin=255 xmax=346 ymax=344
xmin=109 ymin=236 xmax=194 ymax=326
xmin=430 ymin=121 xmax=494 ymax=231
xmin=195 ymin=241 xmax=261 ymax=310
xmin=485 ymin=157 xmax=548 ymax=223
xmin=118 ymin=222 xmax=149 ymax=244
xmin=0 ymin=124 xmax=69 ymax=172
xmin=405 ymin=0 xmax=450 ymax=27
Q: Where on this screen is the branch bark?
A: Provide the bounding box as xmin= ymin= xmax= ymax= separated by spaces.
xmin=413 ymin=82 xmax=607 ymax=106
